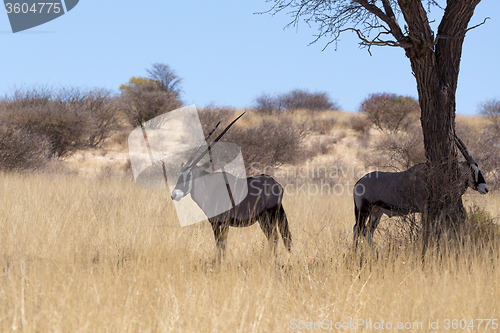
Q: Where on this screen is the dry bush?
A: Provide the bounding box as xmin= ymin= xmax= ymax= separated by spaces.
xmin=253 ymin=93 xmax=276 ymax=113
xmin=479 ymin=98 xmax=500 ymax=136
xmin=105 ymin=131 xmax=130 ymax=148
xmin=280 ymin=89 xmax=339 ymax=111
xmin=465 ymin=205 xmax=499 ymax=244
xmin=456 ymin=121 xmax=500 ymax=189
xmin=370 ymin=204 xmax=498 ymax=250
xmin=0 ymin=86 xmax=123 ymax=171
xmin=57 ymin=87 xmax=123 ymax=146
xmin=227 ymin=116 xmax=306 ymax=173
xmin=472 ymin=99 xmax=500 ymax=188
xmin=358 ymin=93 xmax=423 ymax=171
xmin=254 ymin=89 xmax=339 ymax=113
xmin=197 ymin=105 xmax=235 ymax=133
xmin=378 ymin=213 xmax=422 ymax=245
xmin=308 ymin=117 xmax=337 ymax=134
xmin=197 ymin=107 xmax=306 ymax=174
xmin=0 ymin=87 xmax=112 ymax=158
xmin=118 ymin=84 xmax=183 ymax=128
xmin=307 ymin=136 xmax=339 ymax=155
xmin=2 ymin=103 xmax=99 ymax=157
xmin=349 ymin=115 xmax=371 ymax=138
xmin=365 ymin=124 xmax=425 ymax=170
xmin=360 ymin=93 xmax=420 ymax=133
xmin=4 ymin=85 xmax=53 ymax=107
xmin=0 ymin=126 xmax=52 ymax=171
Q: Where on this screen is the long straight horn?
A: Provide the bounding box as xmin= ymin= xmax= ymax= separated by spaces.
xmin=454 ymin=133 xmax=476 ymax=165
xmin=186 ymin=111 xmax=246 ymax=169
xmin=183 ymin=118 xmax=224 ymax=170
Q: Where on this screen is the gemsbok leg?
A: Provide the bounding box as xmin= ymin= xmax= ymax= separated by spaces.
xmin=211 ymin=221 xmax=229 ymax=263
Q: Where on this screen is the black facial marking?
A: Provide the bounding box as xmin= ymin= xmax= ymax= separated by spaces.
xmin=174 ymin=170 xmax=190 ymax=193
xmin=477 ymin=168 xmax=486 ymax=185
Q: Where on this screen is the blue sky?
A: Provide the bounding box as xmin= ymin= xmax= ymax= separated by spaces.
xmin=1 ymin=1 xmax=499 ymax=114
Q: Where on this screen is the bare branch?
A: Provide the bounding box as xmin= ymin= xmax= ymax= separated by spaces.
xmin=435 ymin=16 xmax=489 ymax=44
xmin=337 ymin=27 xmax=411 ymax=54
xmin=262 ymin=0 xmax=451 ymax=52
xmin=465 ymin=16 xmax=490 ymax=34
xmin=355 ymin=0 xmax=407 ymax=45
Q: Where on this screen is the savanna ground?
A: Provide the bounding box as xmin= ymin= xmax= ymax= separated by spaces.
xmin=1 ymin=110 xmax=499 ymax=332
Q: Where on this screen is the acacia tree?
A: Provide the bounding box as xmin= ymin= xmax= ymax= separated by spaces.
xmin=266 ymin=0 xmax=486 ymax=244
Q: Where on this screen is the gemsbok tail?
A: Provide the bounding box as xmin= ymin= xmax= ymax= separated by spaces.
xmin=277 ymin=205 xmax=292 ymax=251
xmin=353 ymin=197 xmax=370 ymax=246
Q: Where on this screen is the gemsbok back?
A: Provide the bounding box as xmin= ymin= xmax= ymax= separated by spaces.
xmin=170 ymin=113 xmax=292 ymax=260
xmin=353 ymin=134 xmax=488 ymax=246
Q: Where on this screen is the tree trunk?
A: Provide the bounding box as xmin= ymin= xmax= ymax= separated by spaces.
xmin=411 ymin=49 xmax=466 ymax=244
xmin=398 ymin=0 xmax=480 ymax=245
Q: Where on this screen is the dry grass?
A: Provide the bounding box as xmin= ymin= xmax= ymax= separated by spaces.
xmin=1 ymin=172 xmax=499 ymax=332
xmin=456 ymin=114 xmax=491 ymax=130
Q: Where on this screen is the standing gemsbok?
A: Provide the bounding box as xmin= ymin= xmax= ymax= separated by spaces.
xmin=171 ymin=113 xmax=292 ymax=260
xmin=353 ymin=134 xmax=489 ymax=246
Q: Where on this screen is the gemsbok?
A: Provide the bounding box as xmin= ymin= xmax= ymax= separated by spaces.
xmin=171 ymin=113 xmax=292 ymax=260
xmin=353 ymin=134 xmax=488 ymax=246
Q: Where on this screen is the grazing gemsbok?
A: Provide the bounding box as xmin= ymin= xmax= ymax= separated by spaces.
xmin=171 ymin=113 xmax=292 ymax=260
xmin=353 ymin=134 xmax=489 ymax=246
